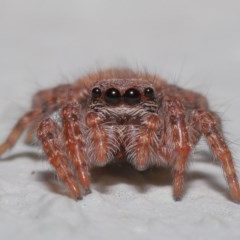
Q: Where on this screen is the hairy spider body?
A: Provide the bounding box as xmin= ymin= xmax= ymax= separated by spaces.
xmin=0 ymin=68 xmax=239 ymax=202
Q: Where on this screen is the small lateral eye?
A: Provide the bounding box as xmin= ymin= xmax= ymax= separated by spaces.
xmin=92 ymin=87 xmax=102 ymax=98
xmin=144 ymin=87 xmax=154 ymax=99
xmin=104 ymin=88 xmax=121 ymax=105
xmin=124 ymin=88 xmax=141 ymax=105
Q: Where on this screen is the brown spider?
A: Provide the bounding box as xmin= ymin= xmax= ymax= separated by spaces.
xmin=0 ymin=68 xmax=239 ymax=202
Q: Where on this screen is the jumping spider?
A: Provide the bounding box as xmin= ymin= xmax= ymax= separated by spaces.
xmin=0 ymin=68 xmax=239 ymax=202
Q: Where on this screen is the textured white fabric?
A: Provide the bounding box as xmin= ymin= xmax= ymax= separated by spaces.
xmin=1 ymin=1 xmax=240 ymax=240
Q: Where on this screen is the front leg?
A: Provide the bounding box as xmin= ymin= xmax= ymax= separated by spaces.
xmin=86 ymin=112 xmax=109 ymax=166
xmin=37 ymin=118 xmax=81 ymax=199
xmin=160 ymin=96 xmax=191 ymax=200
xmin=62 ymin=103 xmax=90 ymax=194
xmin=133 ymin=114 xmax=160 ymax=170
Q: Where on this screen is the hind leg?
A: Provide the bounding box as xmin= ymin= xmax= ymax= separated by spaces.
xmin=0 ymin=84 xmax=77 ymax=156
xmin=190 ymin=109 xmax=240 ymax=202
xmin=0 ymin=110 xmax=42 ymax=155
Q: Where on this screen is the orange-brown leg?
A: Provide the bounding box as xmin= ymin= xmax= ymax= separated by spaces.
xmin=134 ymin=114 xmax=160 ymax=170
xmin=191 ymin=110 xmax=240 ymax=202
xmin=161 ymin=97 xmax=191 ymax=200
xmin=85 ymin=112 xmax=108 ymax=163
xmin=37 ymin=118 xmax=81 ymax=199
xmin=0 ymin=84 xmax=88 ymax=157
xmin=62 ymin=103 xmax=90 ymax=194
xmin=24 ymin=84 xmax=79 ymax=145
xmin=0 ymin=110 xmax=42 ymax=156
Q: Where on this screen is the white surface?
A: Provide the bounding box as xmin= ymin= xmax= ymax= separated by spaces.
xmin=1 ymin=1 xmax=240 ymax=240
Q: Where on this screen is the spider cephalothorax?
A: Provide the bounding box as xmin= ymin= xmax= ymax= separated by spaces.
xmin=0 ymin=68 xmax=239 ymax=202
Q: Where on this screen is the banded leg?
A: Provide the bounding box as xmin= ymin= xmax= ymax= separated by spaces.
xmin=0 ymin=110 xmax=42 ymax=155
xmin=62 ymin=103 xmax=90 ymax=194
xmin=161 ymin=96 xmax=191 ymax=200
xmin=190 ymin=110 xmax=240 ymax=202
xmin=37 ymin=118 xmax=81 ymax=199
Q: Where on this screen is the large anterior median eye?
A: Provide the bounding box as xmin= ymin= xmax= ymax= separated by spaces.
xmin=123 ymin=88 xmax=141 ymax=105
xmin=104 ymin=88 xmax=121 ymax=105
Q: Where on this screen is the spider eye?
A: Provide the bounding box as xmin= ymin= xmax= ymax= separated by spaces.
xmin=92 ymin=87 xmax=102 ymax=98
xmin=123 ymin=88 xmax=141 ymax=105
xmin=104 ymin=88 xmax=121 ymax=105
xmin=144 ymin=87 xmax=154 ymax=99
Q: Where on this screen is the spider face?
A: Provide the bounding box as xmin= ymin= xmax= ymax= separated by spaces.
xmin=90 ymin=77 xmax=156 ymax=110
xmin=90 ymin=81 xmax=157 ymax=125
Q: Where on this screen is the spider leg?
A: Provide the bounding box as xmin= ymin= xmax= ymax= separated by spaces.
xmin=0 ymin=110 xmax=42 ymax=156
xmin=37 ymin=118 xmax=81 ymax=199
xmin=86 ymin=112 xmax=108 ymax=163
xmin=190 ymin=109 xmax=240 ymax=202
xmin=161 ymin=96 xmax=191 ymax=200
xmin=24 ymin=85 xmax=71 ymax=145
xmin=0 ymin=85 xmax=73 ymax=155
xmin=134 ymin=114 xmax=160 ymax=170
xmin=25 ymin=84 xmax=88 ymax=145
xmin=62 ymin=103 xmax=90 ymax=194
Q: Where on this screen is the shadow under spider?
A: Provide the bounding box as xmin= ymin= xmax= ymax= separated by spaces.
xmin=0 ymin=151 xmax=43 ymax=162
xmin=34 ymin=170 xmax=72 ymax=198
xmin=187 ymin=170 xmax=230 ymax=200
xmin=90 ymin=163 xmax=171 ymax=194
xmin=31 ymin=150 xmax=229 ymax=200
